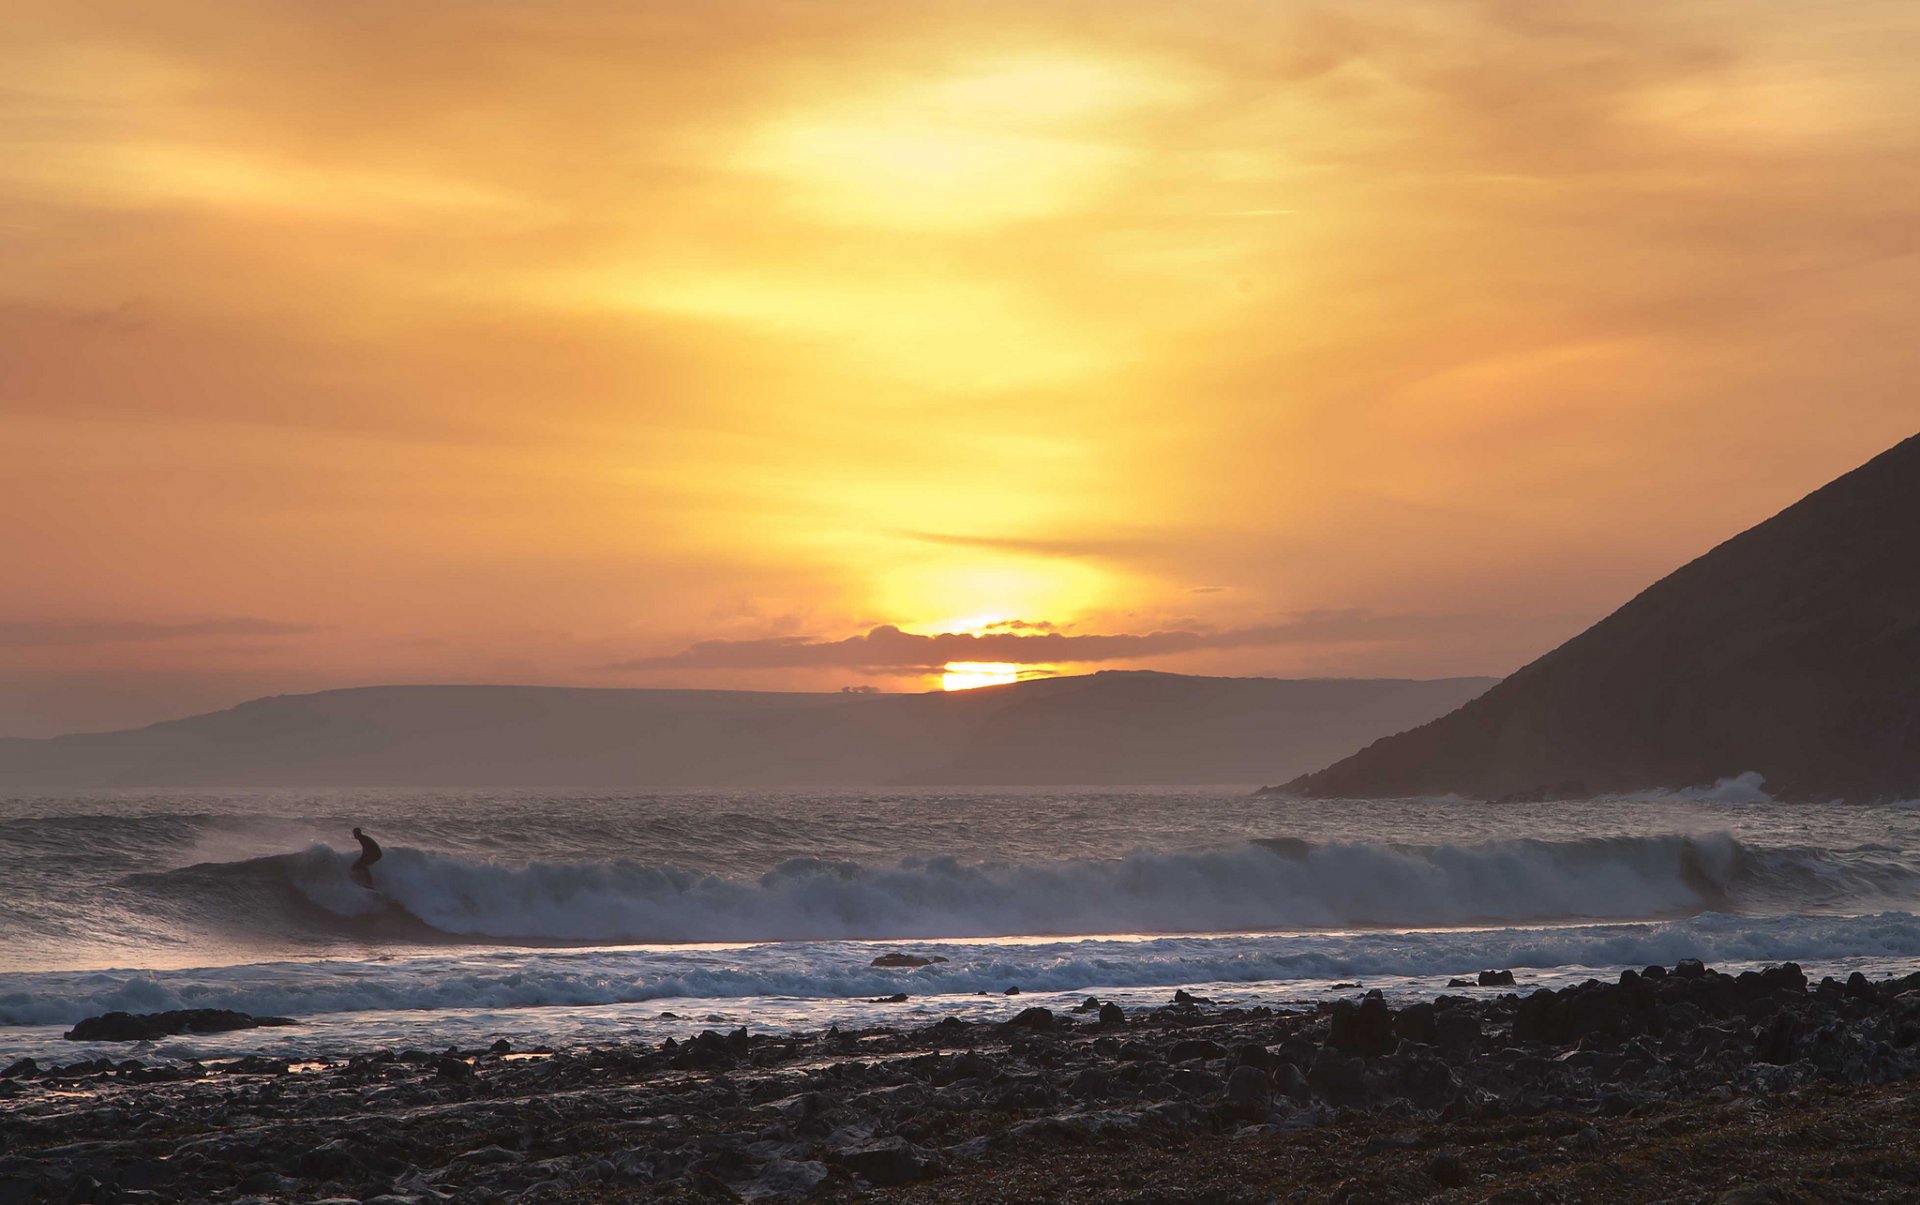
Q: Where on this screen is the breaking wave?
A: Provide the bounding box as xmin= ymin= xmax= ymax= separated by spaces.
xmin=13 ymin=912 xmax=1920 ymax=1029
xmin=115 ymin=832 xmax=1920 ymax=948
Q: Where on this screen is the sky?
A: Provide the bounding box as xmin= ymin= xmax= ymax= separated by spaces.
xmin=3 ymin=0 xmax=1917 ymax=736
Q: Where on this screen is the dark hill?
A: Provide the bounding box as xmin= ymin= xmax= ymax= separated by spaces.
xmin=1280 ymin=432 xmax=1920 ymax=802
xmin=0 ymin=671 xmax=1492 ymax=789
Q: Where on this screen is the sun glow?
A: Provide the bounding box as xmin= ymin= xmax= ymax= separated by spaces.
xmin=940 ymin=662 xmax=1025 ymax=691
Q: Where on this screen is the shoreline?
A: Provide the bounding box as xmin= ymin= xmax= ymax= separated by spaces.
xmin=8 ymin=959 xmax=1920 ymax=1201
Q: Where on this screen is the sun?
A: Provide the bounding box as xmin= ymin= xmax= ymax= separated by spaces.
xmin=940 ymin=662 xmax=1024 ymax=691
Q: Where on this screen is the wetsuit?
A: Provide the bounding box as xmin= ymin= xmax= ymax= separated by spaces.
xmin=351 ymin=830 xmax=383 ymax=888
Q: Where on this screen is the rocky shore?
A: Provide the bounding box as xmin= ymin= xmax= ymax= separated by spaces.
xmin=7 ymin=960 xmax=1920 ymax=1202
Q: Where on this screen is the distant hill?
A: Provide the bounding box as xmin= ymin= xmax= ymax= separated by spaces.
xmin=0 ymin=671 xmax=1494 ymax=789
xmin=1280 ymin=432 xmax=1920 ymax=803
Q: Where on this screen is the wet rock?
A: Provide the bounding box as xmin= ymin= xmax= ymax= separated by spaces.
xmin=1427 ymin=1148 xmax=1468 ymax=1188
xmin=435 ymin=1055 xmax=476 ymax=1082
xmin=1 ymin=1058 xmax=36 ymax=1079
xmin=1308 ymin=1046 xmax=1368 ymax=1107
xmin=1168 ymin=1039 xmax=1225 ymax=1063
xmin=1005 ymin=1006 xmax=1055 ymax=1031
xmin=1328 ymin=991 xmax=1396 ymax=1057
xmin=1098 ymin=1002 xmax=1126 ymax=1027
xmin=839 ymin=1137 xmax=938 ymax=1187
xmin=1754 ymin=1012 xmax=1799 ymax=1065
xmin=741 ymin=1158 xmax=829 ymax=1200
xmin=1003 ymin=986 xmax=1021 ymax=995
xmin=1434 ymin=1007 xmax=1480 ymax=1052
xmin=489 ymin=1038 xmax=513 ymax=1054
xmin=1478 ymin=970 xmax=1516 ymax=987
xmin=870 ymin=993 xmax=909 ymax=1003
xmin=1273 ymin=1062 xmax=1312 ymax=1102
xmin=1675 ymin=958 xmax=1708 ymax=979
xmin=1069 ymin=1067 xmax=1112 ymax=1099
xmin=63 ymin=1009 xmax=298 ymax=1042
xmin=1224 ymin=1065 xmax=1271 ymax=1105
xmin=870 ymin=953 xmax=946 ymax=968
xmin=1395 ymin=1002 xmax=1436 ymax=1045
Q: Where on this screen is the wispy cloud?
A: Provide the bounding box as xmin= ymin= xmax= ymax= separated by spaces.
xmin=609 ymin=611 xmax=1500 ymax=672
xmin=0 ymin=618 xmax=316 ymax=648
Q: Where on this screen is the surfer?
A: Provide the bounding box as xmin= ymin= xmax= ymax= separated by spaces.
xmin=350 ymin=827 xmax=383 ymax=889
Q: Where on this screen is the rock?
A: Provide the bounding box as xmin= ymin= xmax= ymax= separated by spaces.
xmin=1675 ymin=958 xmax=1708 ymax=979
xmin=63 ymin=1009 xmax=298 ymax=1042
xmin=1478 ymin=969 xmax=1516 ymax=987
xmin=1 ymin=1058 xmax=36 ymax=1079
xmin=1273 ymin=1062 xmax=1312 ymax=1102
xmin=1427 ymin=1149 xmax=1468 ymax=1188
xmin=434 ymin=1055 xmax=476 ymax=1081
xmin=1005 ymin=1007 xmax=1054 ymax=1031
xmin=1434 ymin=1008 xmax=1480 ymax=1051
xmin=741 ymin=1158 xmax=829 ymax=1200
xmin=1307 ymin=1046 xmax=1368 ymax=1107
xmin=1754 ymin=1012 xmax=1799 ymax=1065
xmin=1395 ymin=1002 xmax=1436 ymax=1045
xmin=870 ymin=953 xmax=947 ymax=968
xmin=1224 ymin=1065 xmax=1272 ymax=1105
xmin=840 ymin=1137 xmax=937 ymax=1187
xmin=1170 ymin=1066 xmax=1225 ymax=1097
xmin=297 ymin=1138 xmax=362 ymax=1179
xmin=1447 ymin=978 xmax=1477 ymax=987
xmin=1328 ymin=991 xmax=1397 ymax=1057
xmin=1098 ymin=1002 xmax=1126 ymax=1027
xmin=1003 ymin=986 xmax=1021 ymax=995
xmin=1168 ymin=1039 xmax=1226 ymax=1063
xmin=1069 ymin=1068 xmax=1111 ymax=1099
xmin=1071 ymin=996 xmax=1102 ymax=1013
xmin=489 ymin=1038 xmax=513 ymax=1054
xmin=870 ymin=993 xmax=909 ymax=1003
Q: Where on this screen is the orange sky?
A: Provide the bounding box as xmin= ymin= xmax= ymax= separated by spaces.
xmin=3 ymin=0 xmax=1917 ymax=735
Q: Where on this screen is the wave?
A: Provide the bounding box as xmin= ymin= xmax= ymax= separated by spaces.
xmin=113 ymin=832 xmax=1920 ymax=948
xmin=12 ymin=912 xmax=1920 ymax=1028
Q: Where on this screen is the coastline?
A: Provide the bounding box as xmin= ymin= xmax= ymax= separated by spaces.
xmin=7 ymin=959 xmax=1920 ymax=1201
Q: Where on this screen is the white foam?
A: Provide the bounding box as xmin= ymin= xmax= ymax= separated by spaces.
xmin=252 ymin=831 xmax=1856 ymax=946
xmin=9 ymin=911 xmax=1920 ymax=1032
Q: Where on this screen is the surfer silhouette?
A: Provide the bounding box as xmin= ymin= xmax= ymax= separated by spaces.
xmin=350 ymin=827 xmax=383 ymax=890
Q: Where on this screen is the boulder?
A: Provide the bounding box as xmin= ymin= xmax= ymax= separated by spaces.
xmin=1224 ymin=1064 xmax=1272 ymax=1105
xmin=1004 ymin=1007 xmax=1054 ymax=1031
xmin=839 ymin=1137 xmax=938 ymax=1187
xmin=1478 ymin=970 xmax=1516 ymax=987
xmin=64 ymin=1009 xmax=297 ymax=1042
xmin=1328 ymin=991 xmax=1397 ymax=1057
xmin=869 ymin=953 xmax=947 ymax=968
xmin=1168 ymin=1039 xmax=1226 ymax=1063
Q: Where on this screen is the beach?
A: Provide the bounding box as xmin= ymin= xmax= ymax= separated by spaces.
xmin=9 ymin=958 xmax=1920 ymax=1202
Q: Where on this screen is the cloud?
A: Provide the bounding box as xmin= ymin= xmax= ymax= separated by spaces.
xmin=610 ymin=611 xmax=1499 ymax=672
xmin=0 ymin=618 xmax=317 ymax=648
xmin=895 ymin=530 xmax=1168 ymax=561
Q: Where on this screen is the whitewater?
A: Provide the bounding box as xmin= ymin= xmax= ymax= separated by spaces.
xmin=7 ymin=783 xmax=1920 ymax=1062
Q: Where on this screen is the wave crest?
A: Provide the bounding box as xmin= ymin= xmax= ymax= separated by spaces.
xmin=121 ymin=831 xmax=1920 ymax=947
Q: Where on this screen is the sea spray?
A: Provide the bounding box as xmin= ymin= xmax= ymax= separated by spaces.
xmin=118 ymin=831 xmax=1920 ymax=947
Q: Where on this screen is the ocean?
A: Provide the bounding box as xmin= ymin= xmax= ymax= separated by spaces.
xmin=7 ymin=780 xmax=1920 ymax=1064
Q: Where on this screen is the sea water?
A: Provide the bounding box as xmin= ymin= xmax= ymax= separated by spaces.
xmin=7 ymin=782 xmax=1920 ymax=1063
